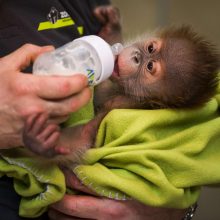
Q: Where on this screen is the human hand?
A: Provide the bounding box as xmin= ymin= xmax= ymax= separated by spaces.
xmin=0 ymin=44 xmax=91 ymax=149
xmin=94 ymin=5 xmax=123 ymax=45
xmin=48 ymin=169 xmax=186 ymax=220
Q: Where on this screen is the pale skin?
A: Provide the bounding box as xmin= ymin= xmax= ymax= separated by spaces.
xmin=0 ymin=44 xmax=91 ymax=149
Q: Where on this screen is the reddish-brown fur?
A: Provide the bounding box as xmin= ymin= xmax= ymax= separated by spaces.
xmin=22 ymin=6 xmax=219 ymax=166
xmin=22 ymin=25 xmax=219 ymax=166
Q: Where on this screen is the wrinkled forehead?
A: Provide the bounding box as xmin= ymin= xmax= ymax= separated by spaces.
xmin=162 ymin=38 xmax=195 ymax=60
xmin=161 ymin=38 xmax=196 ymax=77
xmin=125 ymin=32 xmax=158 ymax=46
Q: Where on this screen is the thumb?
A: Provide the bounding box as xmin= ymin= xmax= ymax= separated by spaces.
xmin=2 ymin=44 xmax=54 ymax=71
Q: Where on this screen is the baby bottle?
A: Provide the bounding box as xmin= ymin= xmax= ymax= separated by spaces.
xmin=33 ymin=35 xmax=123 ymax=85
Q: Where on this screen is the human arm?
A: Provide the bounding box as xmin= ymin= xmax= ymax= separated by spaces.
xmin=48 ymin=169 xmax=187 ymax=220
xmin=0 ymin=44 xmax=91 ymax=149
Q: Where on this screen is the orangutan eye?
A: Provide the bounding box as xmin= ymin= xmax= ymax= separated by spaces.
xmin=147 ymin=61 xmax=154 ymax=72
xmin=148 ymin=43 xmax=154 ymax=54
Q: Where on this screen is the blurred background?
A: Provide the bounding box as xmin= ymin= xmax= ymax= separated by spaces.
xmin=112 ymin=0 xmax=220 ymax=48
xmin=111 ymin=0 xmax=220 ymax=219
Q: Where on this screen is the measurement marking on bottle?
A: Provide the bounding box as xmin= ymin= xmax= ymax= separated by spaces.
xmin=87 ymin=69 xmax=95 ymax=83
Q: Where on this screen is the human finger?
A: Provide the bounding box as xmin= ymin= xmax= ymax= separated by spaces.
xmin=49 ymin=115 xmax=69 ymax=124
xmin=20 ymin=73 xmax=89 ymax=100
xmin=48 ymin=208 xmax=93 ymax=220
xmin=45 ymin=87 xmax=92 ymax=117
xmin=19 ymin=86 xmax=91 ymax=118
xmin=51 ymin=194 xmax=103 ymax=219
xmin=50 ymin=192 xmax=188 ymax=220
xmin=1 ymin=44 xmax=54 ymax=71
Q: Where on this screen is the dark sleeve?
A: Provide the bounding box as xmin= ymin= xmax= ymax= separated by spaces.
xmin=90 ymin=0 xmax=111 ymax=7
xmin=63 ymin=0 xmax=111 ymax=35
xmin=0 ymin=176 xmax=48 ymax=220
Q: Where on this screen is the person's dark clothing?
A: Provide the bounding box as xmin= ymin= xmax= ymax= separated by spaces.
xmin=0 ymin=1 xmax=109 ymax=219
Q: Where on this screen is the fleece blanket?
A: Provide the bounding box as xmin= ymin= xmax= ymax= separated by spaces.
xmin=1 ymin=84 xmax=220 ymax=218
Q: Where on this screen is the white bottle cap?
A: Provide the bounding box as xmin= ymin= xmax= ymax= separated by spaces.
xmin=74 ymin=35 xmax=114 ymax=85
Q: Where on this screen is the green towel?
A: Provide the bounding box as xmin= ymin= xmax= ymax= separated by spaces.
xmin=0 ymin=150 xmax=65 ymax=217
xmin=0 ymin=100 xmax=94 ymax=218
xmin=1 ymin=84 xmax=220 ymax=217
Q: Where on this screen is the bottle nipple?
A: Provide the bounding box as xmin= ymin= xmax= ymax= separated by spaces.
xmin=111 ymin=43 xmax=123 ymax=56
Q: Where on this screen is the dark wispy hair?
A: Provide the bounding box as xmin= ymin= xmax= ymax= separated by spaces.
xmin=156 ymin=25 xmax=219 ymax=108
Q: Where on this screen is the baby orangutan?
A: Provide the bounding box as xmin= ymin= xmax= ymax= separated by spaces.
xmin=23 ymin=25 xmax=219 ymax=166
